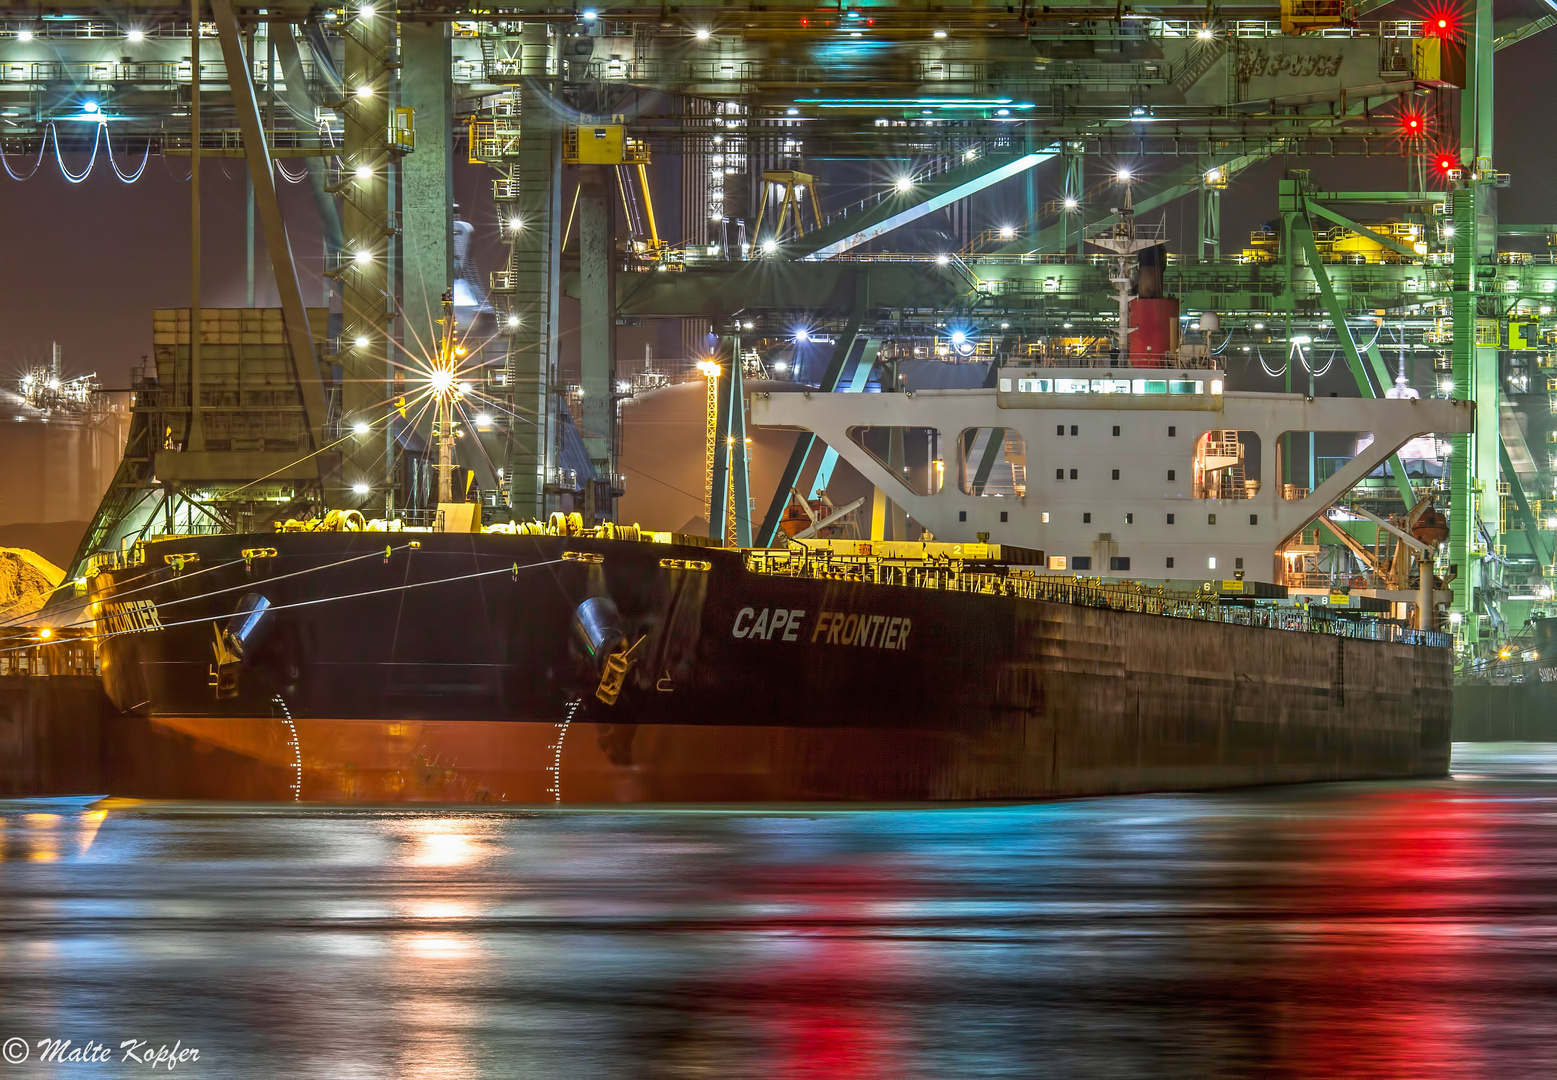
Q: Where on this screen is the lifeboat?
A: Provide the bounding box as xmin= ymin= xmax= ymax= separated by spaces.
xmin=1412 ymin=506 xmax=1449 ymax=546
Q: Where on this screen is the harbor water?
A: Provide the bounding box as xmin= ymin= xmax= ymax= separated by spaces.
xmin=1 ymin=743 xmax=1555 ymax=1077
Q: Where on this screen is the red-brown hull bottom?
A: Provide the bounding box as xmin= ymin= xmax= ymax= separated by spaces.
xmin=94 ymin=710 xmax=1449 ymax=804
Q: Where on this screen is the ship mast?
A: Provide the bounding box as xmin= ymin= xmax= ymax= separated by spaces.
xmin=1086 ymin=171 xmax=1159 ymax=361
xmin=434 ymin=290 xmax=456 ymax=505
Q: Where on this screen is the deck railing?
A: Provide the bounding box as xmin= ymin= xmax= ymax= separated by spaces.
xmin=745 ymin=550 xmax=1452 ymax=648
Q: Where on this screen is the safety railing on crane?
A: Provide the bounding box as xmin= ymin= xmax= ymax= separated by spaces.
xmin=0 ymin=19 xmax=207 ymax=40
xmin=650 ymin=248 xmax=1517 ymax=301
xmin=0 ymin=54 xmax=335 ymax=90
xmin=1151 ymin=17 xmax=1421 ymax=36
xmin=154 ymin=127 xmax=341 ymax=155
xmin=815 ymin=138 xmax=1017 ymax=228
xmin=468 ymin=119 xmax=520 ymax=164
xmin=919 ymin=57 xmax=1169 ymax=85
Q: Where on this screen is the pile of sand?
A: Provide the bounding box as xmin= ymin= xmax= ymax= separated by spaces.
xmin=0 ymin=548 xmax=65 ymax=622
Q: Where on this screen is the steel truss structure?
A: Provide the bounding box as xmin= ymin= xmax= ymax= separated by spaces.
xmin=7 ymin=0 xmax=1550 ymax=665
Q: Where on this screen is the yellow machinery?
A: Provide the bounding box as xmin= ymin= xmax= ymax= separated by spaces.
xmin=1241 ymin=221 xmax=1428 ymax=265
xmin=562 ymin=122 xmax=649 ymax=166
xmin=753 ymin=170 xmax=822 ymax=244
xmin=1024 ymin=335 xmax=1100 ymax=359
xmin=696 ymin=359 xmax=720 ymax=526
xmin=390 ymin=107 xmax=414 ymax=153
xmin=1413 ymin=36 xmax=1465 ymax=88
xmin=1279 ymin=0 xmax=1354 ymax=35
xmin=559 ymin=119 xmax=663 ymax=258
xmin=467 ymin=91 xmax=520 ymax=164
xmin=1240 ymin=228 xmax=1279 ymax=265
xmin=1314 ymin=221 xmax=1427 ymax=264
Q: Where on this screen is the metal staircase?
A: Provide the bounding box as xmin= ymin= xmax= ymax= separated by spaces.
xmin=1171 ymin=38 xmax=1227 ymax=93
xmin=1199 ymin=429 xmax=1251 ymax=499
xmin=1005 ymin=433 xmax=1028 ymax=498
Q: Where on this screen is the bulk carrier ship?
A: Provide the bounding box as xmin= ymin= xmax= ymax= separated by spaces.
xmin=67 ymin=331 xmax=1471 ymax=802
xmin=83 ymin=522 xmax=1453 ymax=803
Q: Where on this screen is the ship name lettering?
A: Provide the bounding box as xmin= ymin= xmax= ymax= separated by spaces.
xmin=811 ymin=611 xmax=911 ymax=651
xmin=102 ymin=600 xmax=164 ymax=635
xmin=731 ymin=607 xmax=805 ymax=641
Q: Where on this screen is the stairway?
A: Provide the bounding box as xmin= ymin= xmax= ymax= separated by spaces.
xmin=1172 ymin=39 xmax=1227 ymax=94
xmin=1004 ymin=433 xmax=1027 ymax=498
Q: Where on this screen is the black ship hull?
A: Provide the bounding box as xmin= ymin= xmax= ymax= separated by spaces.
xmin=86 ymin=533 xmax=1453 ymax=803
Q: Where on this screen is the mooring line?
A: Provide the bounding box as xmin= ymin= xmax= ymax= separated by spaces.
xmin=0 ymin=556 xmax=250 ymax=632
xmin=16 ymin=546 xmax=410 ymax=639
xmin=92 ymin=545 xmax=413 ymax=626
xmin=0 ymin=558 xmax=567 ymax=659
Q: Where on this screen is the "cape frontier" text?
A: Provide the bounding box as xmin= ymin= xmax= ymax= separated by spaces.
xmin=730 ymin=607 xmax=911 ymax=650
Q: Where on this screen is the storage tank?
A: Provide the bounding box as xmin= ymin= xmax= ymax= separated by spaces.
xmin=0 ymin=370 xmax=128 ymax=531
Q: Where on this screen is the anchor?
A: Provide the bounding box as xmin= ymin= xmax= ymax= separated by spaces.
xmin=596 ymin=636 xmax=645 ymax=706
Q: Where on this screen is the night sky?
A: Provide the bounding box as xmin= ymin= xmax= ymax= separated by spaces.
xmin=0 ymin=149 xmax=509 ymax=387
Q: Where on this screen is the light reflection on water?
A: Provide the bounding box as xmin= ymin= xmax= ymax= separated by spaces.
xmin=2 ymin=744 xmax=1557 ymax=1077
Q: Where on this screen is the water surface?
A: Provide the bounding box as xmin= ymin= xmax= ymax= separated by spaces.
xmin=2 ymin=744 xmax=1556 ymax=1077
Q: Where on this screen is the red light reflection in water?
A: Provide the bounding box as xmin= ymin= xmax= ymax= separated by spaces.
xmin=1276 ymin=789 xmax=1488 ymax=1077
xmin=714 ymin=861 xmax=912 ymax=1079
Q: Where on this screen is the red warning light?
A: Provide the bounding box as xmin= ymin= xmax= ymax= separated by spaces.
xmin=1397 ymin=108 xmax=1428 ymax=139
xmin=1433 ymin=151 xmax=1459 ymax=176
xmin=1420 ymin=4 xmax=1459 ymax=39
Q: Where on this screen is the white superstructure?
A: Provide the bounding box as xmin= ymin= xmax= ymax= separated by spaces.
xmin=753 ymin=366 xmax=1474 ymax=585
